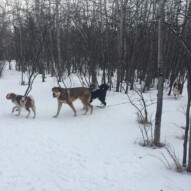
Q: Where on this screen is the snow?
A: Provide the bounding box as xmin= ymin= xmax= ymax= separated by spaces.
xmin=0 ymin=62 xmax=190 ymax=191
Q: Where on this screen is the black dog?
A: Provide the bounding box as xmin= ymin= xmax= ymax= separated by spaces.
xmin=90 ymin=84 xmax=109 ymax=106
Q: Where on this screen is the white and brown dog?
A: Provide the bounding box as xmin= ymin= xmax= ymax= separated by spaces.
xmin=6 ymin=93 xmax=36 ymax=118
xmin=173 ymin=82 xmax=183 ymax=99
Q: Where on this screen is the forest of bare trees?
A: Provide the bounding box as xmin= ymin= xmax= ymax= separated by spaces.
xmin=0 ymin=0 xmax=191 ymax=171
xmin=0 ymin=0 xmax=190 ymax=89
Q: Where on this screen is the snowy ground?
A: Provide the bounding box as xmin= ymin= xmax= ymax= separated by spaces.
xmin=0 ymin=62 xmax=190 ymax=191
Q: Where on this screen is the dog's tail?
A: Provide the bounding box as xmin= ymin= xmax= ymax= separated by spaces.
xmin=23 ymin=95 xmax=35 ymax=105
xmin=29 ymin=95 xmax=35 ymax=103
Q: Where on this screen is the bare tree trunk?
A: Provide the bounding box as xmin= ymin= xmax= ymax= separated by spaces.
xmin=48 ymin=0 xmax=54 ymax=77
xmin=15 ymin=2 xmax=25 ymax=85
xmin=129 ymin=0 xmax=139 ymax=90
xmin=187 ymin=88 xmax=191 ymax=171
xmin=182 ymin=1 xmax=191 ymax=171
xmin=154 ymin=0 xmax=165 ymax=146
xmin=183 ymin=73 xmax=191 ymax=167
xmin=55 ymin=0 xmax=62 ymax=82
xmin=116 ymin=0 xmax=124 ymax=92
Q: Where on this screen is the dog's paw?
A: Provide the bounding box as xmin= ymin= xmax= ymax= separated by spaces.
xmin=53 ymin=115 xmax=58 ymax=118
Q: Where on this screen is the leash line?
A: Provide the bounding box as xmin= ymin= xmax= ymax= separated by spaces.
xmin=106 ymin=101 xmax=130 ymax=107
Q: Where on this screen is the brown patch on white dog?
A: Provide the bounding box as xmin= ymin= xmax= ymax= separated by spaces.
xmin=6 ymin=93 xmax=36 ymax=118
xmin=52 ymin=87 xmax=93 ymax=117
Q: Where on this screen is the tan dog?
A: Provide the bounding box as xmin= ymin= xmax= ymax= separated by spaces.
xmin=6 ymin=93 xmax=36 ymax=118
xmin=52 ymin=87 xmax=93 ymax=117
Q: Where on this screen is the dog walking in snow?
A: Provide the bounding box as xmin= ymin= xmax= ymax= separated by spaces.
xmin=52 ymin=86 xmax=94 ymax=117
xmin=6 ymin=93 xmax=36 ymax=118
xmin=173 ymin=82 xmax=183 ymax=99
xmin=90 ymin=83 xmax=109 ymax=106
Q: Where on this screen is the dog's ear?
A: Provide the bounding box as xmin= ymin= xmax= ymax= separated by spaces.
xmin=52 ymin=87 xmax=61 ymax=92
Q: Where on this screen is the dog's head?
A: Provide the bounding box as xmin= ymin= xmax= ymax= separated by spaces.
xmin=173 ymin=82 xmax=177 ymax=89
xmin=173 ymin=82 xmax=182 ymax=91
xmin=90 ymin=83 xmax=96 ymax=89
xmin=52 ymin=87 xmax=62 ymax=98
xmin=99 ymin=84 xmax=109 ymax=91
xmin=6 ymin=93 xmax=17 ymax=100
xmin=175 ymin=85 xmax=179 ymax=90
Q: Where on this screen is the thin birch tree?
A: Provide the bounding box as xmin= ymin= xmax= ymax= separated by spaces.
xmin=154 ymin=0 xmax=165 ymax=146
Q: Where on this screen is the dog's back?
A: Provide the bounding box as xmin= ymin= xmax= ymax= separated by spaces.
xmin=69 ymin=87 xmax=90 ymax=97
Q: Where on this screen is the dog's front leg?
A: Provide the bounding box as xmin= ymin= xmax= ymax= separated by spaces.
xmin=53 ymin=102 xmax=62 ymax=118
xmin=15 ymin=107 xmax=21 ymax=116
xmin=12 ymin=106 xmax=17 ymax=113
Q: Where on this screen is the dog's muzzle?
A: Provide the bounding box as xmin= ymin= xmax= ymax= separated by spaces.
xmin=6 ymin=94 xmax=10 ymax=99
xmin=52 ymin=93 xmax=57 ymax=98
